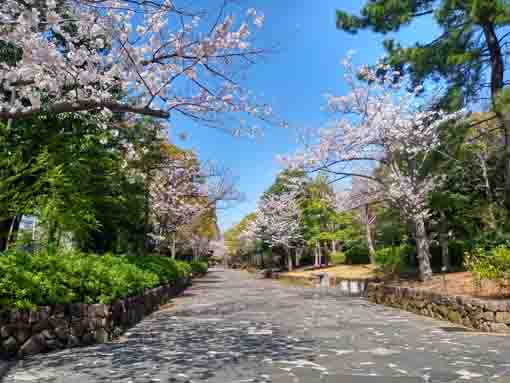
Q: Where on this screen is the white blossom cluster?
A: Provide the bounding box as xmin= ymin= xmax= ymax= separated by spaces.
xmin=149 ymin=151 xmax=206 ymax=241
xmin=0 ymin=0 xmax=270 ymax=128
xmin=243 ymin=190 xmax=303 ymax=251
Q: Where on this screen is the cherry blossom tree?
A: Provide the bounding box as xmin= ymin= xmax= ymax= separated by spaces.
xmin=245 ymin=189 xmax=303 ymax=271
xmin=148 ymin=147 xmax=240 ymax=258
xmin=148 ymin=147 xmax=203 ymax=255
xmin=280 ymin=54 xmax=465 ymax=280
xmin=0 ymin=0 xmax=271 ymax=132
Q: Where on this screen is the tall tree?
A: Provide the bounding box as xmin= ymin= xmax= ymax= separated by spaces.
xmin=299 ymin=175 xmax=337 ymax=267
xmin=336 ymin=0 xmax=510 ymax=214
xmin=246 ymin=189 xmax=304 ymax=271
xmin=281 ymin=56 xmax=463 ymax=280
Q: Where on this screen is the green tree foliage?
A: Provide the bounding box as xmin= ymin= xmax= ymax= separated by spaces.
xmin=337 ymin=0 xmax=510 ymax=109
xmin=0 ymin=113 xmax=219 ymax=256
xmin=224 ymin=213 xmax=257 ymax=256
xmin=299 ymin=176 xmax=337 ymax=246
xmin=0 ymin=115 xmax=149 ymax=253
xmin=263 ymin=168 xmax=308 ymax=197
xmin=375 ymin=245 xmax=413 ymax=276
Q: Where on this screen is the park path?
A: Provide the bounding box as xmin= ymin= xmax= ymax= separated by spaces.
xmin=3 ymin=269 xmax=510 ymax=383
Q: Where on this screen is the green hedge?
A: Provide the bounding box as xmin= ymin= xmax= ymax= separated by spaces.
xmin=189 ymin=260 xmax=208 ymax=275
xmin=0 ymin=250 xmax=192 ymax=310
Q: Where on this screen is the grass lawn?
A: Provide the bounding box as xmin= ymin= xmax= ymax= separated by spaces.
xmin=283 ymin=264 xmax=378 ymax=280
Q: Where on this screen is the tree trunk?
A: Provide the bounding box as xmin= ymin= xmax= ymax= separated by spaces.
xmin=314 ymin=243 xmax=320 ymax=267
xmin=482 ymin=23 xmax=510 ymax=218
xmin=286 ymin=248 xmax=293 ymax=272
xmin=144 ymin=172 xmax=152 ymax=252
xmin=331 ymin=240 xmax=337 ymax=253
xmin=477 ymin=153 xmax=497 ymax=230
xmin=483 ymin=23 xmax=505 ymax=99
xmin=6 ymin=215 xmax=22 ymax=250
xmin=439 ymin=212 xmax=451 ymax=272
xmin=32 ymin=216 xmax=37 ymax=241
xmin=295 ymin=247 xmax=303 ymax=267
xmin=440 ymin=232 xmax=451 ymax=272
xmin=363 ymin=205 xmax=376 ymax=264
xmin=414 ymin=215 xmax=433 ymax=281
xmin=0 ymin=217 xmax=12 ymax=252
xmin=170 ymin=231 xmax=176 ymax=259
xmin=317 ymin=242 xmax=322 ymax=267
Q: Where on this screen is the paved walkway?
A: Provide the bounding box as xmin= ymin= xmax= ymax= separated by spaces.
xmin=3 ymin=269 xmax=510 ymax=382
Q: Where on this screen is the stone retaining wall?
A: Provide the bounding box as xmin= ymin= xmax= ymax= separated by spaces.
xmin=368 ymin=283 xmax=510 ymax=333
xmin=0 ymin=278 xmax=190 ymax=359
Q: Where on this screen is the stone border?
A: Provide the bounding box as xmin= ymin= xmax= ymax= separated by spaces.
xmin=367 ymin=283 xmax=510 ymax=333
xmin=0 ymin=277 xmax=191 ymax=359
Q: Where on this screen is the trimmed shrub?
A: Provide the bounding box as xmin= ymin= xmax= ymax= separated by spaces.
xmin=329 ymin=251 xmax=346 ymax=265
xmin=0 ymin=250 xmax=191 ymax=310
xmin=189 ymin=260 xmax=208 ymax=275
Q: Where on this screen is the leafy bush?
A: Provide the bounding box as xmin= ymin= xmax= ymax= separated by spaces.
xmin=125 ymin=255 xmax=190 ymax=284
xmin=0 ymin=250 xmax=191 ymax=310
xmin=329 ymin=251 xmax=346 ymax=265
xmin=466 ymin=233 xmax=510 ymax=251
xmin=189 ymin=260 xmax=208 ymax=275
xmin=375 ymin=245 xmax=412 ymax=275
xmin=176 ymin=261 xmax=193 ymax=279
xmin=464 ymin=246 xmax=510 ymax=289
xmin=344 ymin=241 xmax=370 ymax=264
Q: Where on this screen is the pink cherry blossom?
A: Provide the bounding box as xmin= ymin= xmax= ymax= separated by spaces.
xmin=0 ymin=0 xmax=272 ymax=134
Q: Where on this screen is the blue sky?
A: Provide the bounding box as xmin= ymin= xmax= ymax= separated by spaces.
xmin=169 ymin=1 xmax=438 ymax=232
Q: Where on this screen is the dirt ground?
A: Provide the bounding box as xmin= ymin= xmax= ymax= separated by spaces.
xmin=397 ymin=271 xmax=510 ymax=300
xmin=284 ymin=264 xmax=378 ymax=280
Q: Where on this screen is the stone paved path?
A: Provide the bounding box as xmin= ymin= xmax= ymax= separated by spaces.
xmin=3 ymin=269 xmax=510 ymax=383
